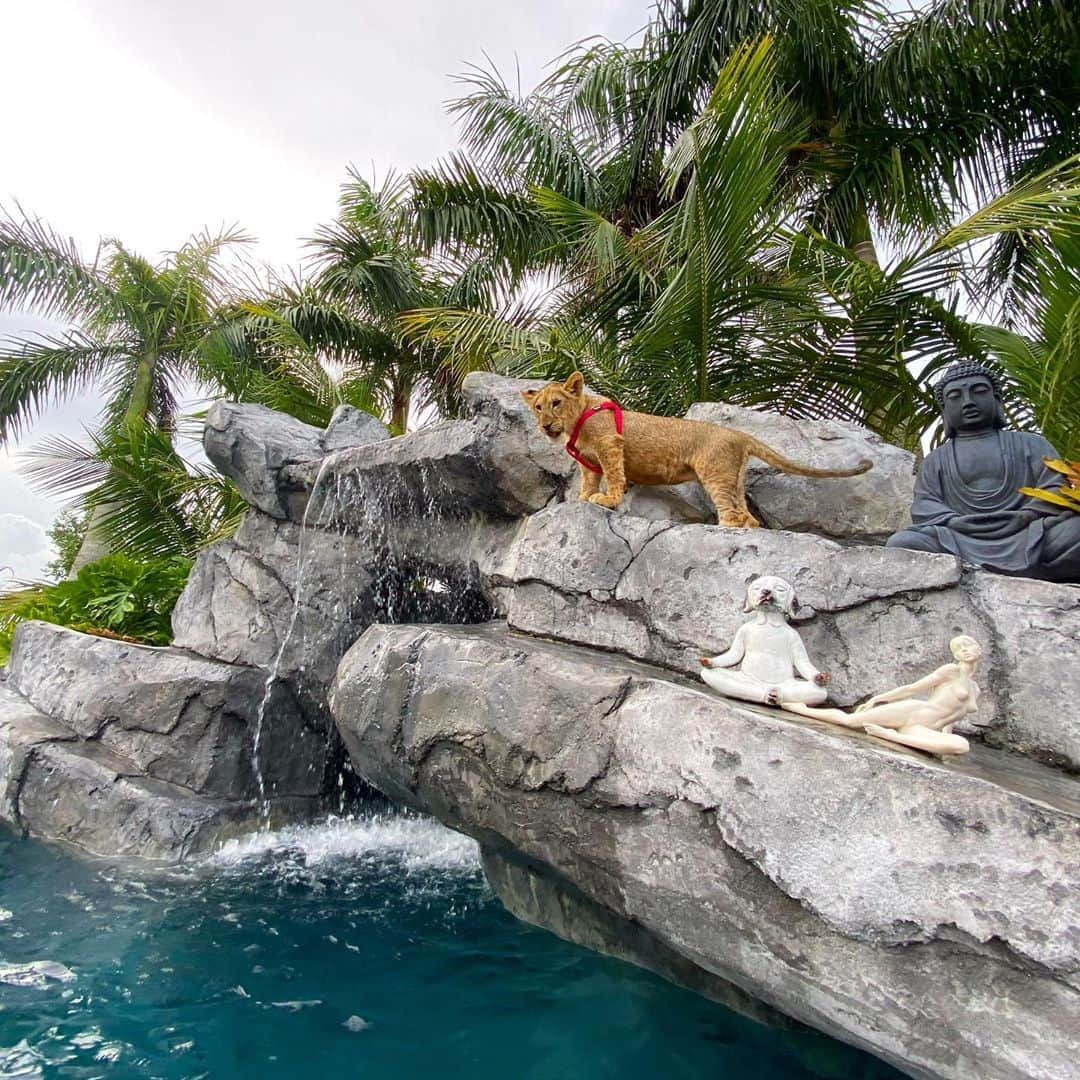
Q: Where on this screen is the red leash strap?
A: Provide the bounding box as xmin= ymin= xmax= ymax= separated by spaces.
xmin=565 ymin=401 xmax=623 ymax=473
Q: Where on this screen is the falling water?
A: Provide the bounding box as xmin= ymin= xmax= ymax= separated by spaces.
xmin=247 ymin=440 xmax=495 ymax=821
xmin=250 ymin=455 xmax=335 ymax=817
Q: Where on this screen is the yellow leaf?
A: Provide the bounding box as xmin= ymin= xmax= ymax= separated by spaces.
xmin=1020 ymin=487 xmax=1080 ymax=510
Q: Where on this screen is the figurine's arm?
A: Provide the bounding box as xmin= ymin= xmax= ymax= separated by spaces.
xmin=700 ymin=626 xmax=746 ymax=669
xmin=863 ymin=665 xmax=950 ymax=706
xmin=790 ymin=633 xmax=828 ymax=685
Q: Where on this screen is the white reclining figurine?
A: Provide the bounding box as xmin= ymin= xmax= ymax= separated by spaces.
xmin=782 ymin=635 xmax=980 ymax=756
xmin=699 ymin=576 xmax=829 ymax=707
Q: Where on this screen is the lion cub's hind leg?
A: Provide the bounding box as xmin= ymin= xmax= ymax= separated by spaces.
xmin=695 ymin=462 xmax=760 ymax=528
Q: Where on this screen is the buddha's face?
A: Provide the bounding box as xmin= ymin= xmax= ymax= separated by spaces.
xmin=940 ymin=375 xmax=997 ymax=434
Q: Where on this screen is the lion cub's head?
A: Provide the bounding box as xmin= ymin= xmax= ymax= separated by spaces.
xmin=520 ymin=372 xmax=586 ymax=440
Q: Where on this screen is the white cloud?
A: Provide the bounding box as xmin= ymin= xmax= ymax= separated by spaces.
xmin=0 ymin=513 xmax=55 ymax=587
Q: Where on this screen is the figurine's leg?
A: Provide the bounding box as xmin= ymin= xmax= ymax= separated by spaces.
xmin=852 ymin=700 xmax=935 ymax=730
xmin=1039 ymin=514 xmax=1080 ymax=581
xmin=780 ymin=702 xmax=864 ymax=727
xmin=587 ymin=436 xmax=626 ymax=509
xmin=863 ymin=724 xmax=969 ymax=756
xmin=701 ymin=667 xmax=770 ymax=705
xmin=885 ymin=529 xmax=944 ymax=553
xmin=694 ymin=465 xmax=759 ymax=528
xmin=578 ymin=464 xmax=601 ymax=501
xmin=778 ymin=679 xmax=828 ymax=706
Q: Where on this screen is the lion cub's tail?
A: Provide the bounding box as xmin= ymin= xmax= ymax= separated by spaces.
xmin=745 ymin=437 xmax=873 ymax=478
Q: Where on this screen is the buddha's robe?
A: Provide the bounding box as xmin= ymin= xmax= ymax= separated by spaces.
xmin=887 ymin=430 xmax=1080 ymax=582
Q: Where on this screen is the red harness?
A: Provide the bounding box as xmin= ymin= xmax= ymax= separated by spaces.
xmin=565 ymin=400 xmax=623 ymax=473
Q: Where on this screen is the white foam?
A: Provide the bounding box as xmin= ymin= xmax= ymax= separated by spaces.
xmin=208 ymin=813 xmax=480 ymax=874
xmin=0 ymin=960 xmax=76 ymax=989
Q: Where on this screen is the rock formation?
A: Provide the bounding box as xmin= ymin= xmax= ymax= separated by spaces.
xmin=1 ymin=373 xmax=1077 ymax=1078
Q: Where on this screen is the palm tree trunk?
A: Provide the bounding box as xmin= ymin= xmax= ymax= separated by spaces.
xmin=390 ymin=383 xmax=411 ymax=436
xmin=69 ymin=349 xmax=158 ymax=573
xmin=847 ymin=207 xmax=880 ymax=268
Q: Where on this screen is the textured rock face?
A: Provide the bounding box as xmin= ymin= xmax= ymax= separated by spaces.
xmin=204 ymin=400 xmax=391 ymax=519
xmin=5 ymin=621 xmax=327 ymax=801
xmin=0 ymin=621 xmax=331 ymax=859
xmin=289 ymin=373 xmax=575 ymax=530
xmin=0 ymin=682 xmax=309 ymax=860
xmin=686 ymin=401 xmax=916 ymax=539
xmin=331 ymin=622 xmax=1080 ymax=1080
xmin=505 ymin=501 xmax=1080 ymax=768
xmin=171 ymin=509 xmax=516 ymax=721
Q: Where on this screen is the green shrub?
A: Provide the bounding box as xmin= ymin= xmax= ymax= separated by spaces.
xmin=0 ymin=554 xmax=192 ymax=665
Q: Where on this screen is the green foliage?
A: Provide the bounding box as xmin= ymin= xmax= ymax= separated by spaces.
xmin=43 ymin=508 xmax=89 ymax=580
xmin=403 ymin=0 xmax=1080 ymax=449
xmin=0 ymin=554 xmax=191 ymax=665
xmin=20 ymin=426 xmax=246 ymax=562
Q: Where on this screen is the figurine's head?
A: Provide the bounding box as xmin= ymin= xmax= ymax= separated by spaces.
xmin=933 ymin=361 xmax=1006 ymax=438
xmin=744 ymin=575 xmax=798 ymax=617
xmin=520 ymin=372 xmax=587 ymax=440
xmin=949 ymin=634 xmax=982 ymax=664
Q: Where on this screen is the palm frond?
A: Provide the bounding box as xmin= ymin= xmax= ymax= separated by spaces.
xmin=0 ymin=206 xmax=116 ymax=323
xmin=0 ymin=332 xmax=129 ymax=443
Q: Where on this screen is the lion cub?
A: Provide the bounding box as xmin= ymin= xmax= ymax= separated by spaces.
xmin=522 ymin=372 xmax=872 ymax=527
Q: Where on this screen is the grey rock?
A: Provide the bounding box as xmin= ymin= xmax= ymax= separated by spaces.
xmin=171 ymin=509 xmax=515 ymax=721
xmin=687 ymin=400 xmax=915 ymax=539
xmin=0 ymin=681 xmax=311 ymax=860
xmin=204 ymin=400 xmax=325 ymax=519
xmin=0 ymin=683 xmax=76 ymax=825
xmin=319 ymin=404 xmax=391 ymax=453
xmin=6 ymin=621 xmax=326 ymax=800
xmin=967 ymin=573 xmax=1080 ymax=767
xmin=331 ymin=622 xmax=1080 ymax=1080
xmin=505 ymin=502 xmax=1080 ymax=767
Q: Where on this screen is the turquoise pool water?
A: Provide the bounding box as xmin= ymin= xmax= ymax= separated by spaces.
xmin=0 ymin=815 xmax=902 ymax=1079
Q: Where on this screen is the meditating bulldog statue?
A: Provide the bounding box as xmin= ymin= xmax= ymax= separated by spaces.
xmin=699 ymin=576 xmax=830 ymax=707
xmin=886 ymin=360 xmax=1080 ymax=582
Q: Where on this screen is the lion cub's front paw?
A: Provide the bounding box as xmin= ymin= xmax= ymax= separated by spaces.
xmin=588 ymin=492 xmax=622 ymax=509
xmin=718 ymin=511 xmax=759 ymax=528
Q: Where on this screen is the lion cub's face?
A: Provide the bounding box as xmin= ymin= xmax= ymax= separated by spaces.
xmin=520 ymin=372 xmax=586 ymax=440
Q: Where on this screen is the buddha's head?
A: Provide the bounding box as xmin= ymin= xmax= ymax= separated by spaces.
xmin=933 ymin=361 xmax=1007 ymax=438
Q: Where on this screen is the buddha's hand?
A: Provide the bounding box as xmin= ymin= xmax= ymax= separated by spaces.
xmin=814 ymin=671 xmax=830 ymax=686
xmin=699 ymin=656 xmax=713 ymax=668
xmin=950 ymin=511 xmax=1030 ymax=539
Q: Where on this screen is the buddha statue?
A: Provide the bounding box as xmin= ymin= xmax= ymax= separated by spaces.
xmin=886 ymin=361 xmax=1080 ymax=583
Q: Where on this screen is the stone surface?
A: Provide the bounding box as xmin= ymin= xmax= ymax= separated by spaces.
xmin=6 ymin=621 xmax=327 ymax=800
xmin=203 ymin=401 xmax=326 ymax=519
xmin=0 ymin=682 xmax=300 ymax=860
xmin=271 ymin=372 xmax=578 ymax=531
xmin=171 ymin=509 xmax=515 ymax=720
xmin=331 ymin=622 xmax=1080 ymax=1080
xmin=505 ymin=501 xmax=1080 ymax=768
xmin=320 ymin=403 xmax=391 ymax=453
xmin=687 ymin=401 xmax=915 ymax=539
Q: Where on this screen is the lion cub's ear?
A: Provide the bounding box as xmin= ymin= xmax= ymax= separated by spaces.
xmin=520 ymin=388 xmax=539 ymax=404
xmin=563 ymin=371 xmax=585 ymax=397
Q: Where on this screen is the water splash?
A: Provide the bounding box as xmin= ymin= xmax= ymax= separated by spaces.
xmin=208 ymin=813 xmax=480 ymax=875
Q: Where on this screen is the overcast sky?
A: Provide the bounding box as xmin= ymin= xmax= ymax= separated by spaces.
xmin=0 ymin=0 xmax=649 ymax=582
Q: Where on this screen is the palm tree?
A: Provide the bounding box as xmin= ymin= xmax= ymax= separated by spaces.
xmin=405 ymin=35 xmax=1080 ymax=449
xmin=0 ymin=211 xmax=252 ymax=568
xmin=403 ymin=0 xmax=1079 ymax=444
xmin=234 ymin=170 xmax=509 ymax=433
